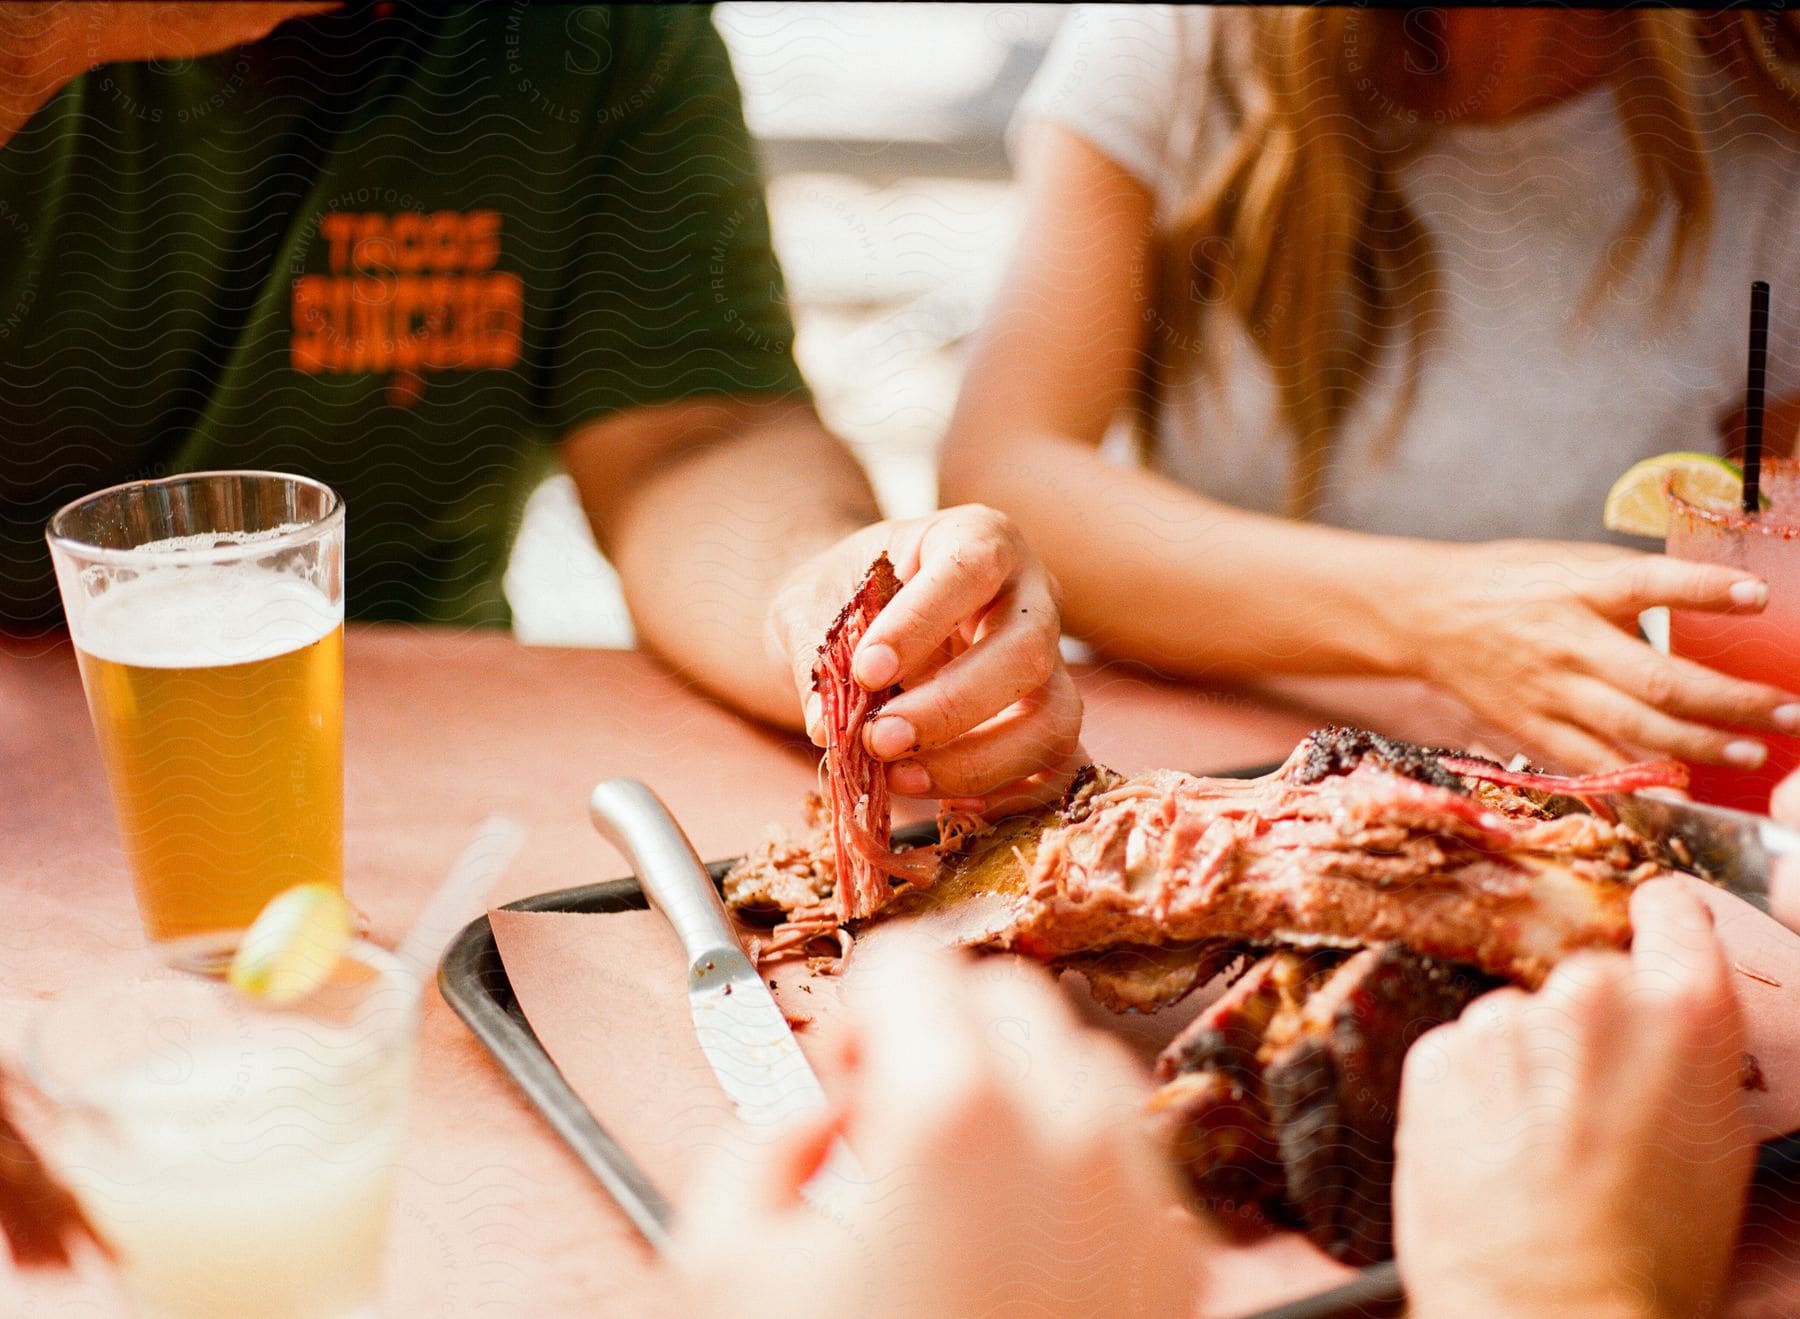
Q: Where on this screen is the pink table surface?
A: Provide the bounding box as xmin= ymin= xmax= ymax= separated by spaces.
xmin=4 ymin=625 xmax=1798 ymax=1315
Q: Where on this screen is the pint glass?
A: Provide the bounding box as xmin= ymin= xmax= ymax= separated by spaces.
xmin=47 ymin=472 xmax=345 ymax=943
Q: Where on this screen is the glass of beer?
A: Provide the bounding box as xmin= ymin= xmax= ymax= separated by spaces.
xmin=1667 ymin=457 xmax=1800 ymax=812
xmin=47 ymin=472 xmax=345 ymax=948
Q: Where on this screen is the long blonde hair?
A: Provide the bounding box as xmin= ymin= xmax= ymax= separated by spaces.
xmin=1158 ymin=9 xmax=1800 ymax=517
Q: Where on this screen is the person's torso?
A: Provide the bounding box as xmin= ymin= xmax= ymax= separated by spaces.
xmin=1063 ymin=8 xmax=1800 ymax=544
xmin=0 ymin=5 xmax=678 ymax=627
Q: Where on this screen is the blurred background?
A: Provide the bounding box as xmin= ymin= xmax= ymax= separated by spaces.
xmin=503 ymin=3 xmax=1064 ymax=646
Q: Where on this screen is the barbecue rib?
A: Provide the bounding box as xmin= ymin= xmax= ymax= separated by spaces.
xmin=726 ymin=724 xmax=1690 ymax=1262
xmin=994 ymin=730 xmax=1678 ymax=989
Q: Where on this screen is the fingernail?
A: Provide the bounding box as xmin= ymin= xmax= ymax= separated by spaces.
xmin=854 ymin=643 xmax=899 ymax=689
xmin=1725 ymin=739 xmax=1768 ymax=770
xmin=1775 ymin=704 xmax=1800 ymax=734
xmin=1730 ymin=579 xmax=1770 ymax=609
xmin=889 ymin=761 xmax=930 ymax=795
xmin=804 ymin=693 xmax=824 ymax=743
xmin=866 ymin=716 xmax=916 ymax=759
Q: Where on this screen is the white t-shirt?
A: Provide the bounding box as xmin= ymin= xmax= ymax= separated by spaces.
xmin=1014 ymin=6 xmax=1800 ymax=542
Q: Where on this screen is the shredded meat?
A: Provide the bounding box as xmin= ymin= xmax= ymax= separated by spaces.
xmin=1436 ymin=755 xmax=1688 ymax=798
xmin=722 ymin=793 xmax=835 ymax=923
xmin=724 ymin=557 xmax=983 ymax=969
xmin=813 ymin=554 xmax=936 ymax=923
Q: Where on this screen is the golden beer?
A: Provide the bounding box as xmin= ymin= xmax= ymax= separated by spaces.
xmin=49 ymin=472 xmax=346 ymax=947
xmin=75 ymin=618 xmax=344 ymax=940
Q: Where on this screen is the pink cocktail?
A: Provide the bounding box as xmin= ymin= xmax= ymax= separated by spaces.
xmin=1667 ymin=457 xmax=1800 ymax=812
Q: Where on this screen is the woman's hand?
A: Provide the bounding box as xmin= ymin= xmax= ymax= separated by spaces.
xmin=766 ymin=503 xmax=1084 ymax=813
xmin=1408 ymin=539 xmax=1800 ymax=773
xmin=1393 ymin=880 xmax=1753 ymax=1319
xmin=671 ymin=938 xmax=1201 ymax=1319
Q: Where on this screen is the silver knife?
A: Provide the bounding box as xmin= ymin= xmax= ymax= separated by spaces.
xmin=588 ymin=780 xmax=867 ymax=1218
xmin=1594 ymin=791 xmax=1800 ymax=914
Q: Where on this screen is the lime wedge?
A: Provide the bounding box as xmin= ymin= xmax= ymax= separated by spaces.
xmin=228 ymin=883 xmax=353 ymax=1005
xmin=1603 ymin=452 xmax=1747 ymax=538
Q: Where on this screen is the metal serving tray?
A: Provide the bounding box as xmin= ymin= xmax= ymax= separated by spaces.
xmin=437 ymin=769 xmax=1800 ymax=1319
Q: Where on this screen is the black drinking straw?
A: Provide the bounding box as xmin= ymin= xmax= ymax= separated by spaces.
xmin=1744 ymin=280 xmax=1770 ymax=516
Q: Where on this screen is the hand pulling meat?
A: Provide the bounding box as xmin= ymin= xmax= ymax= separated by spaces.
xmin=729 ymin=555 xmax=958 ymax=966
xmin=726 ymin=724 xmax=1703 ymax=1262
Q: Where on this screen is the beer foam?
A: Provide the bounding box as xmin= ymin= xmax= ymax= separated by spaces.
xmin=108 ymin=524 xmax=316 ymax=556
xmin=75 ymin=564 xmax=341 ymax=669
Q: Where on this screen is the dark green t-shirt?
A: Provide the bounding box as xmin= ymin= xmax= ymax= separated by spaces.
xmin=0 ymin=4 xmax=805 ymax=629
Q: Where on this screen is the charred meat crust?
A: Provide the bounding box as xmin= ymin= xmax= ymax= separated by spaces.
xmin=1059 ymin=763 xmax=1131 ymax=825
xmin=1285 ymin=725 xmax=1470 ymax=792
xmin=1152 ymin=945 xmax=1492 ymax=1266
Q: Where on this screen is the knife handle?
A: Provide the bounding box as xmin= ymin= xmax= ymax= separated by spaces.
xmin=589 ymin=778 xmax=742 ymax=970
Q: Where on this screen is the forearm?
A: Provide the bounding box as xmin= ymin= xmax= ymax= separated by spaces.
xmin=594 ymin=407 xmax=877 ymax=729
xmin=0 ymin=8 xmax=82 ymax=149
xmin=940 ymin=429 xmax=1431 ymax=681
xmin=1411 ymin=1285 xmax=1664 ymax=1319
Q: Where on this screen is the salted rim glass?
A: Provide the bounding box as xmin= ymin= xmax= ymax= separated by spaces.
xmin=1666 ymin=456 xmax=1800 ymax=542
xmin=22 ymin=937 xmax=418 ymax=1124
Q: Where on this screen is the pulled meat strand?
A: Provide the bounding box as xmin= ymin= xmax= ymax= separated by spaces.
xmin=751 ymin=902 xmax=854 ymax=970
xmin=1436 ymin=756 xmax=1689 ymax=797
xmin=814 ymin=554 xmax=937 ymax=923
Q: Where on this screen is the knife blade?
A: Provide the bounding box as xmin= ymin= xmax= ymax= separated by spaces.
xmin=588 ymin=779 xmax=868 ymax=1224
xmin=1593 ymin=791 xmax=1800 ymax=914
xmin=589 ymin=778 xmax=830 ymax=1129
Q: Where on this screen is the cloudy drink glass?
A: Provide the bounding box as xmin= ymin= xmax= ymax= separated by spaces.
xmin=26 ymin=940 xmax=417 ymax=1319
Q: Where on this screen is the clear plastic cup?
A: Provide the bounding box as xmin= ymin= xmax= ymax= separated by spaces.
xmin=24 ymin=940 xmax=417 ymax=1319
